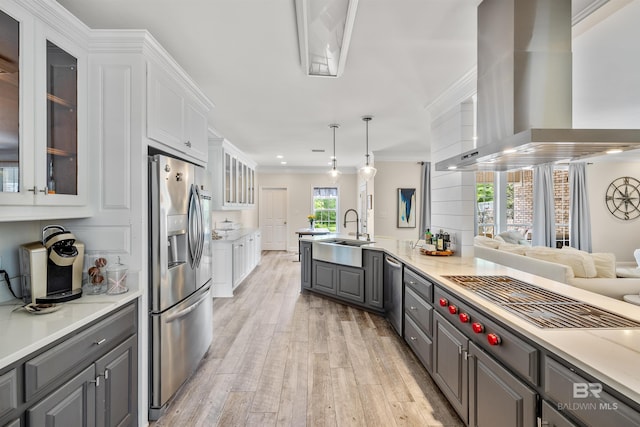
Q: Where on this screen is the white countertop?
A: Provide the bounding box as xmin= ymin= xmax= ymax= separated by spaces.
xmin=0 ymin=276 xmax=142 ymax=368
xmin=304 ymin=235 xmax=640 ymax=406
xmin=211 ymin=227 xmax=258 ymax=243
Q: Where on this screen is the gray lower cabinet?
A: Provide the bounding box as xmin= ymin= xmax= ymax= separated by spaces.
xmin=432 ymin=312 xmax=469 ymax=424
xmin=541 ymin=401 xmax=578 ymax=427
xmin=363 ymin=249 xmax=383 ymax=309
xmin=468 ymin=342 xmax=536 ymax=427
xmin=0 ymin=369 xmax=18 ymax=421
xmin=404 ymin=315 xmax=433 ymax=372
xmin=312 ymin=260 xmax=337 ymax=295
xmin=404 ymin=281 xmax=434 ymax=373
xmin=95 ymin=335 xmax=138 ymax=427
xmin=311 ymin=260 xmax=366 ymax=304
xmin=27 ymin=365 xmax=97 ymax=426
xmin=300 ymin=241 xmax=312 ymax=290
xmin=0 ymin=302 xmax=138 ymax=427
xmin=336 ymin=265 xmax=365 ymax=303
xmin=543 ymin=356 xmax=640 ymax=427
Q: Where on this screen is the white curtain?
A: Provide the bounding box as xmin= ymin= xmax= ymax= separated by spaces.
xmin=532 ymin=163 xmax=556 ymax=247
xmin=418 ymin=162 xmax=431 ymax=239
xmin=569 ymin=162 xmax=592 ymax=252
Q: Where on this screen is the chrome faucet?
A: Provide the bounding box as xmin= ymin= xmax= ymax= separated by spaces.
xmin=343 ymin=208 xmax=360 ymax=240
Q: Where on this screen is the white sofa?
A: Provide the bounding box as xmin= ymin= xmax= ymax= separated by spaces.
xmin=473 ymin=241 xmax=640 ymax=300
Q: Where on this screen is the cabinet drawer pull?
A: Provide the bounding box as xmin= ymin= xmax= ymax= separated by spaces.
xmin=409 ymin=336 xmax=417 ymax=341
xmin=409 ymin=306 xmax=417 ymax=311
xmin=28 ymin=186 xmax=37 ymax=193
xmin=90 ymin=376 xmax=100 ymax=387
xmin=39 ymin=186 xmax=48 ymax=194
xmin=95 ymin=338 xmax=107 ymax=345
xmin=409 ymin=280 xmax=416 ymax=285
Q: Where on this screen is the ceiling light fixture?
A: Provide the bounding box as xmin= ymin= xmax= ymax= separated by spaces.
xmin=358 ymin=116 xmax=377 ymax=182
xmin=328 ymin=124 xmax=341 ymax=183
xmin=294 ymin=0 xmax=359 ymax=77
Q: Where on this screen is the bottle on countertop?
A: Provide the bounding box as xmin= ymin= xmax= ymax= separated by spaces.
xmin=443 ymin=231 xmax=450 ymax=250
xmin=425 ymin=228 xmax=432 ymax=243
xmin=437 ymin=229 xmax=444 ymax=251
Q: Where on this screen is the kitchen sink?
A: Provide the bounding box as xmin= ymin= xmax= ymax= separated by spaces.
xmin=312 ymin=238 xmax=374 ymax=267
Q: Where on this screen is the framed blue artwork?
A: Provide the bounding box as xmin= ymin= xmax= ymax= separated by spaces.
xmin=398 ymin=188 xmax=416 ymax=228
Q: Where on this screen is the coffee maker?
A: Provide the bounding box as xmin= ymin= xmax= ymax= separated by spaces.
xmin=19 ymin=225 xmax=84 ymax=304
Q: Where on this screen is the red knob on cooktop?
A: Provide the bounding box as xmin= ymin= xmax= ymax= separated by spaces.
xmin=471 ymin=322 xmax=484 ymax=333
xmin=487 ymin=333 xmax=502 ymax=346
xmin=439 ymin=298 xmax=448 ymax=307
xmin=448 ymin=305 xmax=458 ymax=314
xmin=459 ymin=313 xmax=470 ymax=323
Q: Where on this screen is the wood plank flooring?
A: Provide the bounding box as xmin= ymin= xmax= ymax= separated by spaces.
xmin=152 ymin=251 xmax=463 ymax=427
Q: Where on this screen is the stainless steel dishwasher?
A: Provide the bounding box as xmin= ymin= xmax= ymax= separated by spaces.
xmin=384 ymin=255 xmax=403 ymax=335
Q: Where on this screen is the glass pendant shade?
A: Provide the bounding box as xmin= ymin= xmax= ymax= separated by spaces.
xmin=358 ymin=163 xmax=377 ymax=181
xmin=328 ymin=124 xmax=341 ymax=183
xmin=358 ymin=116 xmax=376 ymax=181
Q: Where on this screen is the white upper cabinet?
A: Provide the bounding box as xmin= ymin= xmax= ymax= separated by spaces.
xmin=208 ymin=138 xmax=256 ymax=210
xmin=0 ymin=0 xmax=89 ymax=221
xmin=147 ymin=62 xmax=210 ymax=164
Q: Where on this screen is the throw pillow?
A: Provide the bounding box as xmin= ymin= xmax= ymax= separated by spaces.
xmin=473 ymin=235 xmax=501 ymax=249
xmin=561 ymin=247 xmax=617 ymax=278
xmin=525 ymin=247 xmax=597 ymax=278
xmin=616 ymin=267 xmax=640 ymax=278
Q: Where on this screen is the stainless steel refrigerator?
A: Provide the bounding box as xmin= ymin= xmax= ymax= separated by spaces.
xmin=148 ymin=153 xmax=213 ymax=420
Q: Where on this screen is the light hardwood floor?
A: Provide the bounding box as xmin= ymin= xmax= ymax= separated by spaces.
xmin=152 ymin=251 xmax=464 ymax=427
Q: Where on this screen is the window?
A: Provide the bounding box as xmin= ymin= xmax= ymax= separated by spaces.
xmin=475 ymin=168 xmax=570 ymax=247
xmin=313 ymin=187 xmax=338 ymax=232
xmin=506 ymin=170 xmax=533 ymax=240
xmin=476 ymin=171 xmax=495 ymax=237
xmin=553 ymin=168 xmax=570 ymax=248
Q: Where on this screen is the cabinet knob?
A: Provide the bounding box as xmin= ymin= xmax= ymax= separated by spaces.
xmin=185 ymin=140 xmax=192 ymax=148
xmin=39 ymin=186 xmax=48 ymax=194
xmin=28 ymin=186 xmax=37 ymax=193
xmin=409 ymin=336 xmax=417 ymax=341
xmin=409 ymin=306 xmax=417 ymax=311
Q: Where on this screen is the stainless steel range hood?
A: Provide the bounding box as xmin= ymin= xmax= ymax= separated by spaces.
xmin=435 ymin=0 xmax=640 ymax=172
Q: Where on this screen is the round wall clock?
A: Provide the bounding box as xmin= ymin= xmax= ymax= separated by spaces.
xmin=605 ymin=176 xmax=640 ymax=220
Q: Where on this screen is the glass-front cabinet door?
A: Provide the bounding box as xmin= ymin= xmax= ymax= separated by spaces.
xmin=45 ymin=40 xmax=77 ymax=196
xmin=0 ymin=8 xmax=22 ymax=197
xmin=0 ymin=3 xmax=87 ymax=216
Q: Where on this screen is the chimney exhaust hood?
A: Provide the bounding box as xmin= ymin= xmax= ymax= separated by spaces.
xmin=435 ymin=0 xmax=640 ymax=172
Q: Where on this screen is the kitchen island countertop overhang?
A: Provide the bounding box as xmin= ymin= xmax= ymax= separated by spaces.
xmin=302 ymin=234 xmax=640 ymax=407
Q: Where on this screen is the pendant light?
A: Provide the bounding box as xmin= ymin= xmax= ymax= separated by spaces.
xmin=328 ymin=124 xmax=341 ymax=183
xmin=358 ymin=116 xmax=377 ymax=181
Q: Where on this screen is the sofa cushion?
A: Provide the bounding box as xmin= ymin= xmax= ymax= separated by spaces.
xmin=616 ymin=267 xmax=640 ymax=278
xmin=561 ymin=247 xmax=617 ymax=278
xmin=525 ymin=247 xmax=597 ymax=278
xmin=497 ymin=230 xmax=526 ymax=244
xmin=498 ymin=242 xmax=529 ymax=255
xmin=474 ymin=235 xmax=501 ymax=249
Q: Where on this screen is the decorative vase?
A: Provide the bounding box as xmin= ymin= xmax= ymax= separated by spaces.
xmin=309 ymin=221 xmax=314 ymax=230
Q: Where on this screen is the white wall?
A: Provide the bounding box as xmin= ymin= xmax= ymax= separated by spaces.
xmin=587 ymin=162 xmax=640 ymax=262
xmin=0 ymin=222 xmax=42 ymax=302
xmin=257 ymin=171 xmax=358 ymax=252
xmin=373 ymin=161 xmax=423 ymax=241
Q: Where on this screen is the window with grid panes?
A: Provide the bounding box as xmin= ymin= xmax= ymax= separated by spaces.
xmin=313 ymin=187 xmax=338 ymax=232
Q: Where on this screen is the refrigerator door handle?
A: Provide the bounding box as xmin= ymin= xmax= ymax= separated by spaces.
xmin=194 ymin=185 xmax=204 ymax=268
xmin=188 ymin=184 xmax=199 ymax=269
xmin=164 ymin=288 xmax=210 ymax=323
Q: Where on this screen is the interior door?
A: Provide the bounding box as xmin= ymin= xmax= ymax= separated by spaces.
xmin=261 ymin=187 xmax=287 ymax=250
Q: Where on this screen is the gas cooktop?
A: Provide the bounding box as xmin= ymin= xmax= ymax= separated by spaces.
xmin=443 ymin=275 xmax=640 ymax=329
